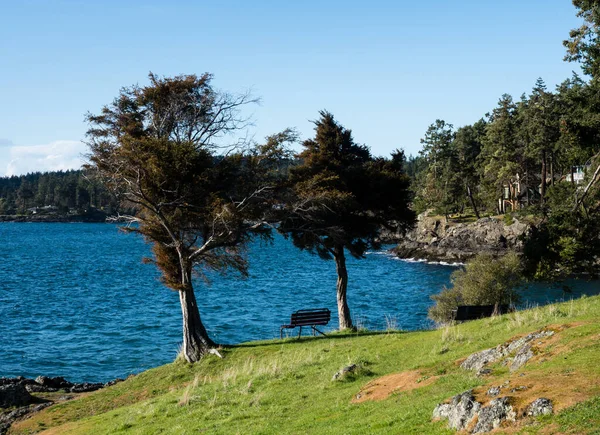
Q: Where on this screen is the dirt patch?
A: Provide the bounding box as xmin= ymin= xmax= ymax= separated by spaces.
xmin=352 ymin=370 xmax=437 ymax=403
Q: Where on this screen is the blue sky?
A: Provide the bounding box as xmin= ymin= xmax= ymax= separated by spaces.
xmin=0 ymin=0 xmax=584 ymax=176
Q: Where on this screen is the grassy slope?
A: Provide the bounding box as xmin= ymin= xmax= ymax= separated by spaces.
xmin=9 ymin=295 xmax=600 ymax=435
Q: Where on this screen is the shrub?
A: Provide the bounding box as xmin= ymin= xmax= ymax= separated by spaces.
xmin=428 ymin=252 xmax=524 ymax=324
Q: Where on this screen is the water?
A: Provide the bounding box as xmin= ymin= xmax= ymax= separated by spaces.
xmin=0 ymin=223 xmax=598 ymax=382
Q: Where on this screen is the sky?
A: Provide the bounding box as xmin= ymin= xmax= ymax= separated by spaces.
xmin=0 ymin=0 xmax=585 ymax=176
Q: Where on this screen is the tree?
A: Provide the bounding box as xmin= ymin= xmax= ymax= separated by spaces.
xmin=453 ymin=119 xmax=487 ymax=219
xmin=479 ymin=94 xmax=523 ymax=212
xmin=85 ymin=73 xmax=277 ymax=362
xmin=279 ymin=111 xmax=414 ymax=330
xmin=415 ymin=120 xmax=461 ymax=217
xmin=519 ymin=78 xmax=561 ymax=205
xmin=564 ymin=0 xmax=600 ymax=79
xmin=428 ymin=253 xmax=523 ymax=324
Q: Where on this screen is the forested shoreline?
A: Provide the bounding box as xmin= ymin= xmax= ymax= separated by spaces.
xmin=0 ymin=170 xmax=119 ymax=219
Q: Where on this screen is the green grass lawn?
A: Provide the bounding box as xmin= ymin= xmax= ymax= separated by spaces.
xmin=9 ymin=295 xmax=600 ymax=434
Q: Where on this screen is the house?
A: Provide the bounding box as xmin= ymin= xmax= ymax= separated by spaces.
xmin=565 ymin=163 xmax=591 ymax=185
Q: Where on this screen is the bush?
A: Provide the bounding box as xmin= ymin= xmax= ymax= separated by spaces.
xmin=428 ymin=252 xmax=524 ymax=324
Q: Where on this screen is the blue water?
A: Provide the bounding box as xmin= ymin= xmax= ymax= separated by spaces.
xmin=0 ymin=223 xmax=598 ymax=382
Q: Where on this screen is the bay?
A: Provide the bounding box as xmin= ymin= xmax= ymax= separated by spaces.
xmin=0 ymin=223 xmax=598 ymax=382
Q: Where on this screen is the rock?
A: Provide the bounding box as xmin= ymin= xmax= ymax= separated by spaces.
xmin=104 ymin=378 xmax=124 ymax=387
xmin=432 ymin=403 xmax=452 ymax=419
xmin=461 ymin=329 xmax=554 ymax=374
xmin=510 ymin=344 xmax=534 ymax=372
xmin=461 ymin=348 xmax=503 ymax=372
xmin=473 ymin=397 xmax=516 ymax=433
xmin=486 ymin=386 xmax=501 ymax=396
xmin=393 ymin=212 xmax=531 ymax=262
xmin=527 ymin=398 xmax=553 ymax=416
xmin=509 ymin=386 xmax=528 ymax=393
xmin=332 ymin=364 xmax=358 ymax=381
xmin=432 ymin=390 xmax=481 ymax=431
xmin=69 ymin=382 xmax=104 ymax=393
xmin=35 ymin=376 xmax=71 ymax=390
xmin=0 ymin=384 xmax=33 ymax=408
xmin=0 ymin=403 xmax=51 ymax=435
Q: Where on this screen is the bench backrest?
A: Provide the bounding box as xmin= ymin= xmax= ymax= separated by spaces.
xmin=290 ymin=308 xmax=331 ymax=326
xmin=453 ymin=305 xmax=510 ymax=321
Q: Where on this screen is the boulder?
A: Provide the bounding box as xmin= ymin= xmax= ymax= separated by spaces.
xmin=527 ymin=398 xmax=553 ymax=416
xmin=432 ymin=390 xmax=481 ymax=431
xmin=473 ymin=397 xmax=516 ymax=433
xmin=332 ymin=364 xmax=358 ymax=381
xmin=0 ymin=384 xmax=32 ymax=408
xmin=486 ymin=386 xmax=501 ymax=397
xmin=461 ymin=329 xmax=554 ymax=374
xmin=509 ymin=344 xmax=534 ymax=372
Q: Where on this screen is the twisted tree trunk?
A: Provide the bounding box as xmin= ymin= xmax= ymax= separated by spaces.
xmin=178 ymin=267 xmax=216 ymax=362
xmin=333 ymin=245 xmax=353 ymax=330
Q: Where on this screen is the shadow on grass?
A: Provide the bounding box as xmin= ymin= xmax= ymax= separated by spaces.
xmin=228 ymin=329 xmax=407 ymax=349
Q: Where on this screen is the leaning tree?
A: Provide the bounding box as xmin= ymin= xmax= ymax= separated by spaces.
xmin=279 ymin=111 xmax=415 ymax=330
xmin=85 ymin=73 xmax=282 ymax=362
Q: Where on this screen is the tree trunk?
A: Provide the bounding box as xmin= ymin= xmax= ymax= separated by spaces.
xmin=550 ymin=153 xmax=555 ymax=187
xmin=525 ymin=164 xmax=530 ymax=207
xmin=541 ymin=151 xmax=547 ymax=204
xmin=467 ymin=185 xmax=480 ymax=219
xmin=178 ymin=268 xmax=216 ymax=362
xmin=333 ymin=245 xmax=353 ymax=330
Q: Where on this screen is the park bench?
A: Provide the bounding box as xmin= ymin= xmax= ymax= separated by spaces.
xmin=280 ymin=308 xmax=331 ymax=339
xmin=452 ymin=304 xmax=511 ymax=322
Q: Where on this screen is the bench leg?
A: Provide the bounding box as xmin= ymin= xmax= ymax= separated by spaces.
xmin=312 ymin=326 xmax=326 ymax=337
xmin=298 ymin=326 xmax=302 ymax=338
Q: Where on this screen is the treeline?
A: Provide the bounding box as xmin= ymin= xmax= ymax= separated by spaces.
xmin=411 ymin=75 xmax=599 ymax=218
xmin=0 ymin=170 xmax=118 ymax=215
xmin=410 ymin=0 xmax=600 ymax=280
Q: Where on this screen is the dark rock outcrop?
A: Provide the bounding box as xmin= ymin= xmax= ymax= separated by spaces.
xmin=393 ymin=212 xmax=531 ymax=262
xmin=0 ymin=403 xmax=52 ymax=435
xmin=0 ymin=384 xmax=32 ymax=408
xmin=0 ymin=375 xmax=125 ymax=434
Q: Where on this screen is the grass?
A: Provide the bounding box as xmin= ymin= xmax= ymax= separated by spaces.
xmin=8 ymin=295 xmax=600 ymax=434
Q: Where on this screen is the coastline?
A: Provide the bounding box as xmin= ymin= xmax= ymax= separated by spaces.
xmin=0 ymin=214 xmax=109 ymax=223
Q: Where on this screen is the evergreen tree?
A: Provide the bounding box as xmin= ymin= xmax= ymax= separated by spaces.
xmin=279 ymin=111 xmax=414 ymax=330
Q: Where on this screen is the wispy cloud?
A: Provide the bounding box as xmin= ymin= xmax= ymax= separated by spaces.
xmin=1 ymin=140 xmax=87 ymax=177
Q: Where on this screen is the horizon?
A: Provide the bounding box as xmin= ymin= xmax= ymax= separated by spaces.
xmin=0 ymin=0 xmax=583 ymax=176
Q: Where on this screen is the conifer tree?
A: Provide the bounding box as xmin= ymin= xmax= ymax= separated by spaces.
xmin=279 ymin=111 xmax=414 ymax=330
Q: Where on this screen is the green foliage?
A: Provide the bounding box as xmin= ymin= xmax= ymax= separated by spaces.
xmin=85 ymin=72 xmax=276 ymax=358
xmin=428 ymin=253 xmax=524 ymax=323
xmin=0 ymin=170 xmax=118 ymax=215
xmin=523 ymin=177 xmax=600 ymax=279
xmin=414 ymin=120 xmax=462 ymax=216
xmin=564 ymin=0 xmax=600 ymax=79
xmin=279 ymin=111 xmax=414 ymax=329
xmin=280 ymin=110 xmax=414 ymax=261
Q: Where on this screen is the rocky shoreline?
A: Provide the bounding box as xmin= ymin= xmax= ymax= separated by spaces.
xmin=393 ymin=213 xmax=531 ymax=263
xmin=0 ymin=375 xmax=124 ymax=434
